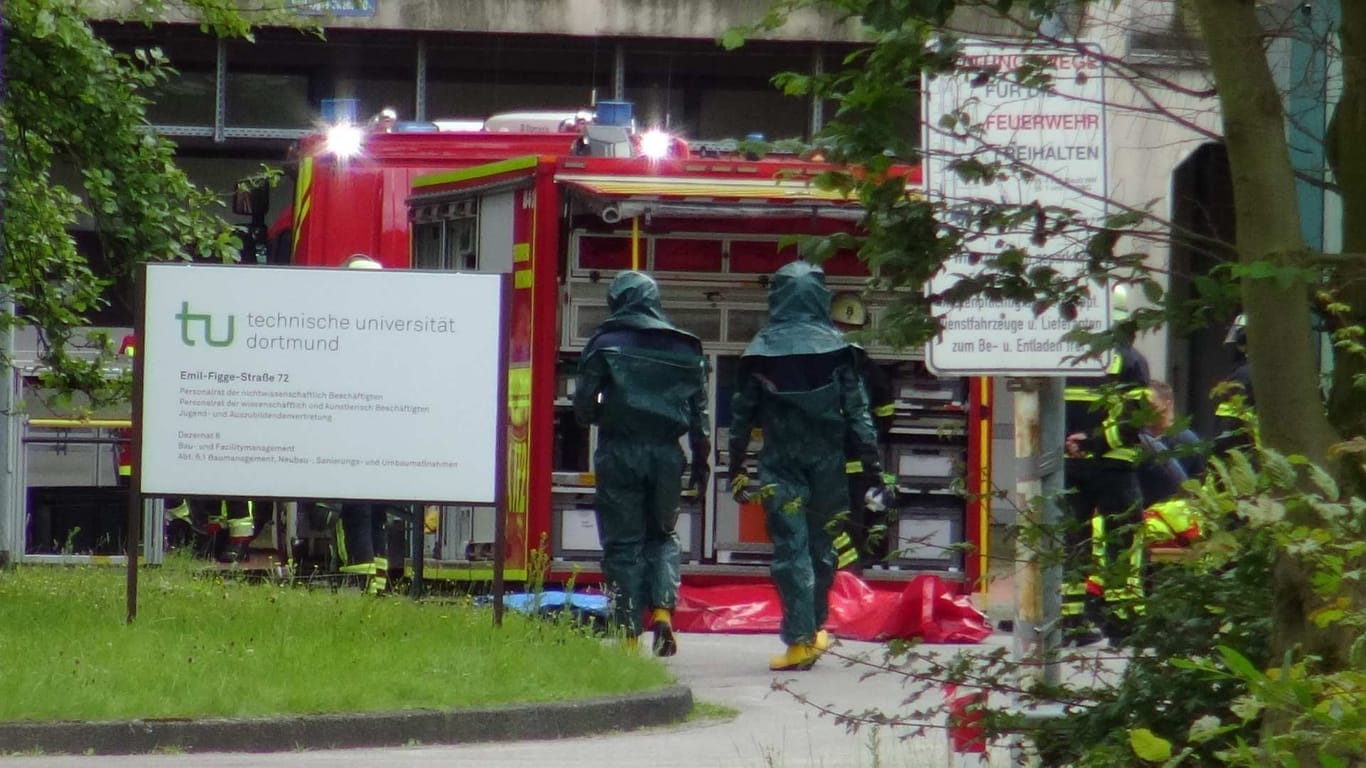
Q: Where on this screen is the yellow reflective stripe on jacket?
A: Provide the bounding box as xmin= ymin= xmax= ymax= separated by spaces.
xmin=369 ymin=556 xmax=389 ymax=594
xmin=1064 ymin=386 xmax=1100 ymax=402
xmin=1066 ymin=385 xmax=1143 ymax=463
xmin=833 ymin=532 xmax=857 ymax=568
xmin=1215 ymin=398 xmax=1261 ymax=446
xmin=845 ymin=460 xmax=864 ymax=475
xmin=1091 ymin=514 xmax=1106 ymax=565
xmin=1104 ymin=421 xmax=1125 ymax=451
xmin=166 ymin=501 xmax=191 ymax=523
xmin=873 ymin=402 xmax=896 ymax=418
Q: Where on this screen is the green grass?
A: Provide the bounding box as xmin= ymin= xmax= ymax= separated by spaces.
xmin=0 ymin=560 xmax=674 ymax=722
xmin=687 ymin=701 xmax=740 ymax=722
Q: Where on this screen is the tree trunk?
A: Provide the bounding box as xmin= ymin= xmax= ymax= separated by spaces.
xmin=1191 ymin=0 xmax=1354 ymax=685
xmin=1326 ymin=2 xmax=1366 ymax=444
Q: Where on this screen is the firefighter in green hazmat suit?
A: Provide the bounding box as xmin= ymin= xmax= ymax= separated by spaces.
xmin=574 ymin=271 xmax=711 ymax=656
xmin=729 ymin=261 xmax=884 ymax=671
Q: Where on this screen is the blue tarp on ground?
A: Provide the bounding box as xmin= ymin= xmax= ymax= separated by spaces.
xmin=477 ymin=592 xmax=610 ymax=628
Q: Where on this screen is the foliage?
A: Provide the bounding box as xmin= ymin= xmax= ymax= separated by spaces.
xmin=785 ymin=444 xmax=1364 ymax=766
xmin=0 ymin=559 xmax=671 ymax=721
xmin=730 ymin=0 xmax=1366 ymax=764
xmin=0 ymin=0 xmax=308 ymax=410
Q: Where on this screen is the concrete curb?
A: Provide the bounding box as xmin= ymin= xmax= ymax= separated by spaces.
xmin=0 ymin=685 xmax=694 ymax=756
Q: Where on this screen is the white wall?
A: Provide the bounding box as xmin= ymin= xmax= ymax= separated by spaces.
xmin=1093 ymin=0 xmax=1223 ymax=378
xmin=93 ymin=0 xmax=862 ymax=42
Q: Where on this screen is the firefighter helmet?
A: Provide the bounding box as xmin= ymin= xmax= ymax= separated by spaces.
xmin=369 ymin=108 xmax=398 ymax=132
xmin=830 ymin=292 xmax=867 ymax=328
xmin=344 ymin=253 xmax=382 ymax=270
xmin=1224 ymin=313 xmax=1247 ymax=348
xmin=1111 ymin=283 xmax=1129 ymax=322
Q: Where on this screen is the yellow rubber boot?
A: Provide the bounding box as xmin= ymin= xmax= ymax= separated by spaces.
xmin=651 ymin=608 xmax=678 ymax=658
xmin=769 ymin=642 xmax=822 ymax=671
xmin=813 ymin=629 xmax=832 ymax=653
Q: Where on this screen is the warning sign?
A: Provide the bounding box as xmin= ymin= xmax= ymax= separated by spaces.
xmin=924 ymin=44 xmax=1110 ymax=376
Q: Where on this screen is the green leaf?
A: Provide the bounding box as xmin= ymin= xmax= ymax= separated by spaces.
xmin=719 ymin=28 xmax=747 ymax=50
xmin=1129 ymin=728 xmax=1173 ymax=763
xmin=1261 ymin=450 xmax=1296 ymax=489
xmin=1318 ymin=752 xmax=1347 ymax=768
xmin=1216 ymin=646 xmax=1263 ymax=682
xmin=34 ymin=8 xmax=57 ymax=37
xmin=1229 ymin=694 xmax=1265 ymax=722
xmin=1187 ymin=715 xmax=1225 ymax=743
xmin=1240 ymin=496 xmax=1286 ymax=526
xmin=1307 ymin=464 xmax=1339 ymax=500
xmin=1226 ymin=450 xmax=1258 ymax=495
xmin=1310 ymin=608 xmax=1345 ymax=628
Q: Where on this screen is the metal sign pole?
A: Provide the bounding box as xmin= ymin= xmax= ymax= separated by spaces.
xmin=1009 ymin=377 xmax=1063 ymax=690
xmin=126 ymin=264 xmax=147 ymax=624
xmin=491 ymin=274 xmax=511 ymax=628
xmin=1038 ymin=377 xmax=1065 ymax=686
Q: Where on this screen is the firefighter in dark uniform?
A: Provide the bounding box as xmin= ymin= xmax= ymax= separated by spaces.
xmin=193 ymin=499 xmax=259 ymax=563
xmin=117 ymin=334 xmax=209 ymax=555
xmin=321 ymin=253 xmax=406 ymax=592
xmin=574 ymin=270 xmax=710 ymax=656
xmin=729 ymin=261 xmax=884 ymax=670
xmin=322 ymin=500 xmax=397 ymax=593
xmin=1061 ymin=287 xmax=1151 ymax=643
xmin=1213 ymin=314 xmax=1257 ymax=453
xmin=829 ymin=292 xmax=896 ymax=571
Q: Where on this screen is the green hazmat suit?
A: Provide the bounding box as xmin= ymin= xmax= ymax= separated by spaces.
xmin=574 ymin=271 xmax=710 ymax=637
xmin=729 ymin=261 xmax=881 ymax=646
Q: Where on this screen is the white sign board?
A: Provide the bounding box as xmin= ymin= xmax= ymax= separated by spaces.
xmin=925 ymin=44 xmax=1110 ymax=376
xmin=140 ymin=264 xmax=503 ymax=503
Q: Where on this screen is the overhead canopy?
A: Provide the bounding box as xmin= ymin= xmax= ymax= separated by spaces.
xmin=556 ymin=172 xmax=867 ymax=221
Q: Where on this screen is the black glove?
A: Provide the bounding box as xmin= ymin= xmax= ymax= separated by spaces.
xmin=690 ymin=435 xmax=711 ymax=493
xmin=690 ymin=459 xmax=711 ymax=494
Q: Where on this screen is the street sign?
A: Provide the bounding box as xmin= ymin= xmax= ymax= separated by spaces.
xmin=925 ymin=43 xmax=1110 ymax=376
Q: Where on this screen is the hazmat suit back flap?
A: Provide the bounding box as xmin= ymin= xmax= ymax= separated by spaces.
xmin=580 ymin=271 xmax=707 ymax=440
xmin=732 ymin=261 xmax=871 ymax=457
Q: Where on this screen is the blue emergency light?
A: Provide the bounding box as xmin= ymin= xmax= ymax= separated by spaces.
xmin=595 ymin=100 xmax=634 ymax=127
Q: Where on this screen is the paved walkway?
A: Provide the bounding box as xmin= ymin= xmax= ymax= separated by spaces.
xmin=1 ymin=629 xmax=1018 ymax=768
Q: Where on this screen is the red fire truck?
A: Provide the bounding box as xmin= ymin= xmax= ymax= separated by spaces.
xmin=270 ymin=117 xmax=993 ymax=594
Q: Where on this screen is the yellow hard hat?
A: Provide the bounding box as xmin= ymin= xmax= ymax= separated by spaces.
xmin=831 ymin=292 xmax=867 ymax=327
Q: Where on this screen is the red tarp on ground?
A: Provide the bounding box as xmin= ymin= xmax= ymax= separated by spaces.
xmin=672 ymin=570 xmax=993 ymax=644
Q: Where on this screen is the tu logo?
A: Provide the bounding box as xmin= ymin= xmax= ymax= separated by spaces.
xmin=176 ymin=301 xmax=235 ymax=347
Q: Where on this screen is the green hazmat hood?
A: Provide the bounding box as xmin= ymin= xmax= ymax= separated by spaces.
xmin=743 ymin=261 xmax=848 ymax=357
xmin=594 ymin=270 xmax=689 ymax=335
